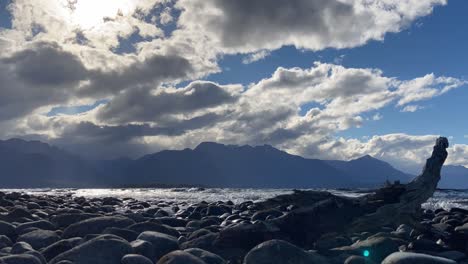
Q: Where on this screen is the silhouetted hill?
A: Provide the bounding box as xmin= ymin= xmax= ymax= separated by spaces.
xmin=127 ymin=142 xmax=355 ymax=188
xmin=325 ymin=155 xmax=413 ymax=185
xmin=439 ymin=165 xmax=468 ymax=189
xmin=0 ymin=139 xmax=420 ymax=188
xmin=0 ymin=138 xmax=98 ymax=187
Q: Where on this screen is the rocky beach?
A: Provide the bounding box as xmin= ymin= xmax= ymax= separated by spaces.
xmin=0 ymin=189 xmax=467 ymax=264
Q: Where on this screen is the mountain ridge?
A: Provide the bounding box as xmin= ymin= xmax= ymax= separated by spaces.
xmin=0 ymin=138 xmax=464 ymax=188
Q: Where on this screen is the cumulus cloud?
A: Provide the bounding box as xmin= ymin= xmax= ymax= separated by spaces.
xmin=176 ymin=0 xmax=446 ymax=53
xmin=96 ymin=81 xmax=242 ymax=124
xmin=396 ymin=74 xmax=466 ymax=106
xmin=2 ymin=0 xmax=467 ymax=170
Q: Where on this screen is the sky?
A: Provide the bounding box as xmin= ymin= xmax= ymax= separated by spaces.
xmin=0 ymin=0 xmax=467 ymax=173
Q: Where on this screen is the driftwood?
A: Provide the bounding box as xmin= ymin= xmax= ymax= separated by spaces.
xmin=256 ymin=137 xmax=449 ymax=247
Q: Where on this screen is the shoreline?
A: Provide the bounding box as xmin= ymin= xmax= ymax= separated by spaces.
xmin=0 ymin=190 xmax=467 ymax=263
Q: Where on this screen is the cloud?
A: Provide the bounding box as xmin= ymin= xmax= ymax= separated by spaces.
xmin=0 ymin=42 xmax=86 ymax=121
xmin=96 ymin=81 xmax=242 ymax=123
xmin=396 ymin=74 xmax=466 ymax=106
xmin=176 ymin=0 xmax=446 ymax=53
xmin=242 ymin=50 xmax=271 ymax=64
xmin=401 ymin=105 xmax=424 ymax=112
xmin=2 ymin=42 xmax=88 ymax=86
xmin=82 ymin=53 xmax=195 ymax=97
xmin=372 ymin=113 xmax=383 ymax=121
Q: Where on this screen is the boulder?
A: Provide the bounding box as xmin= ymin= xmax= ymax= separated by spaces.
xmin=16 ymin=221 xmax=56 ymax=234
xmin=50 ymin=213 xmax=100 ymax=228
xmin=17 ymin=230 xmax=61 ymax=250
xmin=49 ymin=235 xmax=132 ymax=264
xmin=121 ymin=254 xmax=154 ymax=264
xmin=0 ymin=221 xmax=16 ymax=239
xmin=243 ymin=240 xmax=330 ymax=264
xmin=157 ymin=250 xmax=207 ymax=264
xmin=41 ymin=238 xmax=82 ymax=261
xmin=185 ymin=248 xmax=226 ymax=264
xmin=382 ymin=252 xmax=457 ymax=264
xmin=0 ymin=254 xmax=42 ymax=264
xmin=128 ymin=222 xmax=180 ymax=237
xmin=251 ymin=209 xmax=283 ymax=221
xmin=102 ymin=227 xmax=138 ymax=242
xmin=344 ymin=255 xmax=377 ymax=264
xmin=131 ymin=240 xmax=156 ymax=261
xmin=11 ymin=241 xmax=35 ymax=254
xmin=334 ymin=236 xmax=403 ymax=262
xmin=137 ymin=231 xmax=179 ymax=261
xmin=62 ymin=216 xmax=135 ymax=238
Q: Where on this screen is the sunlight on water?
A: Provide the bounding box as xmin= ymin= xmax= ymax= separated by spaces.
xmin=1 ymin=188 xmax=468 ymax=210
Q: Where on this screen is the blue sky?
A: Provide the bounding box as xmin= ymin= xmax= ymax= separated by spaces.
xmin=0 ymin=0 xmax=467 ymax=171
xmin=202 ymin=0 xmax=468 ymax=145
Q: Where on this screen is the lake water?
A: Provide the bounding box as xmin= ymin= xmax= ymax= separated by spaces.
xmin=2 ymin=188 xmax=468 ymax=211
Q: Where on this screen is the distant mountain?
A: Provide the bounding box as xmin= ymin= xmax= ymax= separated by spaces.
xmin=325 ymin=155 xmax=414 ymax=185
xmin=125 ymin=142 xmax=355 ymax=188
xmin=0 ymin=139 xmax=416 ymax=188
xmin=0 ymin=139 xmax=98 ymax=188
xmin=439 ymin=165 xmax=468 ymax=189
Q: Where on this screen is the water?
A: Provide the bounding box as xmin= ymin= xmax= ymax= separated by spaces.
xmin=2 ymin=188 xmax=468 ymax=211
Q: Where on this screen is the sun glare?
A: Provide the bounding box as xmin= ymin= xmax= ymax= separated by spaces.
xmin=70 ymin=0 xmax=136 ymax=29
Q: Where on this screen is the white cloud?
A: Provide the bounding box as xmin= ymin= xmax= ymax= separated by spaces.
xmin=372 ymin=113 xmax=383 ymax=121
xmin=242 ymin=50 xmax=271 ymax=64
xmin=396 ymin=74 xmax=466 ymax=106
xmin=401 ymin=105 xmax=424 ymax=112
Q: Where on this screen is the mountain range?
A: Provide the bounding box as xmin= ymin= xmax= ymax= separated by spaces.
xmin=0 ymin=138 xmax=466 ymax=189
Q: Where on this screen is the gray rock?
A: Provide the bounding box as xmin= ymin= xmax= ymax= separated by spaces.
xmin=243 ymin=239 xmax=330 ymax=264
xmin=11 ymin=241 xmax=35 ymax=254
xmin=334 ymin=236 xmax=403 ymax=262
xmin=157 ymin=250 xmax=207 ymax=264
xmin=251 ymin=209 xmax=283 ymax=221
xmin=0 ymin=221 xmax=16 ymax=239
xmin=49 ymin=235 xmax=132 ymax=264
xmin=180 ymin=233 xmax=218 ymax=251
xmin=131 ymin=240 xmax=155 ymax=261
xmin=17 ymin=230 xmax=61 ymax=250
xmin=185 ymin=248 xmax=226 ymax=264
xmin=0 ymin=235 xmax=12 ymax=248
xmin=382 ymin=252 xmax=457 ymax=264
xmin=121 ymin=254 xmax=154 ymax=264
xmin=154 ymin=217 xmax=187 ymax=227
xmin=16 ymin=221 xmax=56 ymax=234
xmin=51 ymin=213 xmax=100 ymax=228
xmin=102 ymin=227 xmax=138 ymax=242
xmin=137 ymin=231 xmax=179 ymax=261
xmin=344 ymin=255 xmax=377 ymax=264
xmin=24 ymin=250 xmax=47 ymax=264
xmin=315 ymin=235 xmax=352 ymax=251
xmin=62 ymin=216 xmax=135 ymax=238
xmin=436 ymin=251 xmax=466 ymax=261
xmin=0 ymin=254 xmax=42 ymax=264
xmin=41 ymin=238 xmax=82 ymax=261
xmin=128 ymin=222 xmax=180 ymax=237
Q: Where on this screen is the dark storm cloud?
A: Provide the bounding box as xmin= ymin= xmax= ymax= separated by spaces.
xmin=212 ymin=0 xmax=353 ymax=48
xmin=82 ymin=54 xmax=194 ymax=97
xmin=0 ymin=41 xmax=197 ymax=121
xmin=2 ymin=42 xmax=88 ymax=86
xmin=61 ymin=113 xmax=225 ymax=143
xmin=0 ymin=42 xmax=86 ymax=121
xmin=97 ymin=81 xmax=240 ymax=123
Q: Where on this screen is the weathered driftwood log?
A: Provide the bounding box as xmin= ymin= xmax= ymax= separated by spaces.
xmin=255 ymin=137 xmax=449 ymax=247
